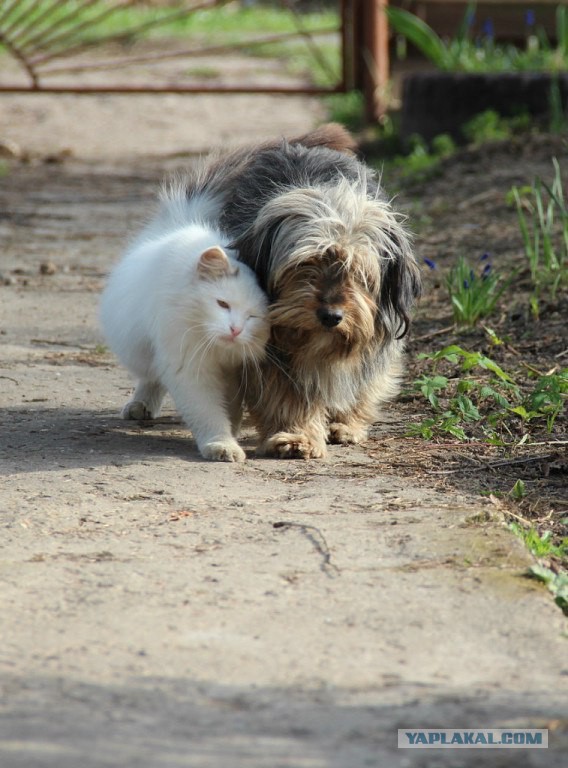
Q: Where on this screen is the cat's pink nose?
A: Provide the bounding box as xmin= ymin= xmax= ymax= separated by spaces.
xmin=230 ymin=326 xmax=242 ymax=339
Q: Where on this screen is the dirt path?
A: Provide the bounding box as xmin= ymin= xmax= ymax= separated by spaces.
xmin=1 ymin=89 xmax=566 ymax=767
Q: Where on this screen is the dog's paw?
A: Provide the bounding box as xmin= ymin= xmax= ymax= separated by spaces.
xmin=200 ymin=440 xmax=246 ymax=463
xmin=259 ymin=432 xmax=327 ymax=460
xmin=328 ymin=422 xmax=367 ymax=445
xmin=122 ymin=400 xmax=154 ymax=421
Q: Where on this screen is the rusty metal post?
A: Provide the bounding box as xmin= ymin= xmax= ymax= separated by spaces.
xmin=356 ymin=0 xmax=390 ymax=124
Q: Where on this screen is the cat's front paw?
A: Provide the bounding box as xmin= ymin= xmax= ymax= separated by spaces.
xmin=200 ymin=440 xmax=246 ymax=463
xmin=122 ymin=400 xmax=154 ymax=421
xmin=259 ymin=431 xmax=327 ymax=460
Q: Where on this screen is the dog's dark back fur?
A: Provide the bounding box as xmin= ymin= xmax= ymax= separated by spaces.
xmin=221 ymin=143 xmax=375 ymax=231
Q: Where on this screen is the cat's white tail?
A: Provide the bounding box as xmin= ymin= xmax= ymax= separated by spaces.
xmin=136 ymin=182 xmax=223 ymax=245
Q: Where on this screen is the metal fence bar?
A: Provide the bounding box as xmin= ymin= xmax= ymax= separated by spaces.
xmin=0 ymin=1 xmax=387 ymax=114
xmin=0 ymin=83 xmax=343 ymax=94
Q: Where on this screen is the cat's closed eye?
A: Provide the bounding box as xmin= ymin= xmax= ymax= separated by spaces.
xmin=217 ymin=299 xmax=230 ymax=309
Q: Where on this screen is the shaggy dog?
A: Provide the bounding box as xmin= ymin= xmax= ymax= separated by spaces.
xmin=182 ymin=124 xmax=421 ymax=458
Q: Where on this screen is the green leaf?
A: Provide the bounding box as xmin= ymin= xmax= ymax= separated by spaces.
xmin=479 ymin=385 xmax=510 ymax=408
xmin=385 ymin=7 xmax=451 ymax=69
xmin=528 ymin=566 xmax=568 ymax=615
xmin=430 ymin=345 xmax=467 ymax=364
xmin=510 ymin=479 xmax=526 ymax=500
xmin=528 ymin=563 xmax=556 ymax=584
xmin=407 ymin=420 xmax=435 ymax=439
xmin=474 ymin=355 xmax=513 ymax=383
xmin=413 ymin=374 xmax=449 ymax=408
xmin=454 ymin=394 xmax=481 ymax=421
xmin=509 ymin=405 xmax=530 ymax=420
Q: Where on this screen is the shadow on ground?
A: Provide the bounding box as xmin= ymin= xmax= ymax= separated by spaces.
xmin=1 ymin=673 xmax=565 ymax=768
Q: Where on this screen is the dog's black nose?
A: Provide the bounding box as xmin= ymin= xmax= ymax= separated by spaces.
xmin=317 ymin=307 xmax=344 ymax=328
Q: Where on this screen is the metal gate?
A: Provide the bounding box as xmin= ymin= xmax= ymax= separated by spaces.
xmin=0 ymin=1 xmax=389 ymax=119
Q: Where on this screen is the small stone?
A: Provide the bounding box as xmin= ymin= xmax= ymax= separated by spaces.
xmin=0 ymin=140 xmax=22 ymax=159
xmin=39 ymin=261 xmax=57 ymax=275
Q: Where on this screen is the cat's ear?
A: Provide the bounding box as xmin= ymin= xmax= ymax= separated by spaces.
xmin=197 ymin=246 xmax=237 ymax=280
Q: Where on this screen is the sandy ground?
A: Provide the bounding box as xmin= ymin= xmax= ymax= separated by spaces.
xmin=1 ymin=82 xmax=567 ymax=767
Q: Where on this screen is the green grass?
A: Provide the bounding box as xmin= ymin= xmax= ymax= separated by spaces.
xmin=0 ymin=2 xmax=338 ymax=41
xmin=510 ymin=523 xmax=568 ymax=614
xmin=387 ymin=3 xmax=568 ymax=73
xmin=324 ymin=91 xmax=366 ymax=132
xmin=511 ymin=523 xmax=568 ymax=559
xmin=461 ymin=109 xmax=532 ymax=144
xmin=372 ymin=111 xmax=532 ymax=188
xmin=511 ymin=158 xmax=568 ymax=316
xmin=526 ymin=563 xmax=568 ymax=614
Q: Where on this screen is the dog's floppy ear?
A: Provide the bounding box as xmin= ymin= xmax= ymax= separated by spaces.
xmin=378 ymin=240 xmax=422 ymax=340
xmin=231 ymin=223 xmax=276 ymax=294
xmin=233 ymin=188 xmax=323 ymax=294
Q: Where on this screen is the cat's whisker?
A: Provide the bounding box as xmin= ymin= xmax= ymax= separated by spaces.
xmin=177 ymin=321 xmax=215 ymax=365
xmin=179 ymin=333 xmax=209 ymax=370
xmin=180 ymin=331 xmax=216 ymax=375
xmin=194 ymin=333 xmax=219 ymax=381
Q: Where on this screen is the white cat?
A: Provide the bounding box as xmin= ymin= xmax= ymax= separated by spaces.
xmin=100 ymin=191 xmax=269 ymax=462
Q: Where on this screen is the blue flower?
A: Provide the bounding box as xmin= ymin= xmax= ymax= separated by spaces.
xmin=479 ymin=251 xmax=491 ymax=262
xmin=482 ymin=18 xmax=495 ymax=40
xmin=525 ymin=10 xmax=535 ymax=28
xmin=482 ymin=263 xmax=492 ymax=280
xmin=463 ymin=279 xmax=470 ymax=290
xmin=423 ymin=257 xmax=437 ymax=270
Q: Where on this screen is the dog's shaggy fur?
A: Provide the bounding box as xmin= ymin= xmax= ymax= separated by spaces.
xmin=182 ymin=124 xmax=421 ymax=458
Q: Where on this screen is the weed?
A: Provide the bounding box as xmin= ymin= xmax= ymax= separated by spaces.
xmin=408 ymin=345 xmax=516 ymax=442
xmin=510 ymin=524 xmax=568 ymax=614
xmin=386 ymin=3 xmax=568 ymax=73
xmin=511 ymin=158 xmax=568 ymax=314
xmin=549 ymin=75 xmax=568 ymax=133
xmin=444 ymin=252 xmax=510 ymax=326
xmin=387 ymin=133 xmax=457 ymax=182
xmin=461 ymin=109 xmax=530 ymax=144
xmin=510 ymin=523 xmax=568 ymax=559
xmin=527 ymin=565 xmax=568 ymax=614
xmin=325 ymin=91 xmax=366 ymax=132
xmin=408 ymin=345 xmax=567 ymax=444
xmin=506 ymin=433 xmax=568 ymax=613
xmin=511 ymin=368 xmax=568 ymax=433
xmin=509 ymin=479 xmax=527 ymax=500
